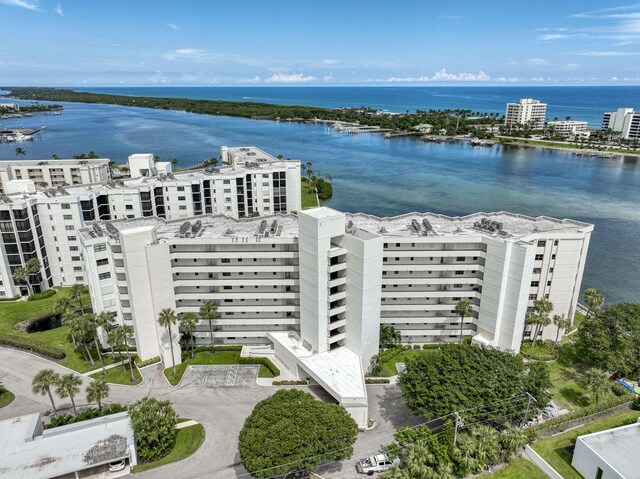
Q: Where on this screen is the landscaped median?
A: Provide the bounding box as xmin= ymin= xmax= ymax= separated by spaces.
xmin=89 ymin=363 xmax=143 ymax=386
xmin=488 ymin=457 xmax=547 ymax=479
xmin=163 ymin=347 xmax=280 ymax=386
xmin=131 ymin=422 xmax=205 ymax=473
xmin=0 ymin=387 xmax=15 ymax=408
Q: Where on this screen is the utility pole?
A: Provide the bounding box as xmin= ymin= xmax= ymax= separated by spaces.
xmin=453 ymin=412 xmax=463 ymax=445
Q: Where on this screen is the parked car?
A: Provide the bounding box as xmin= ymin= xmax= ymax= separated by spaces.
xmin=356 ymin=453 xmax=399 ymax=475
xmin=108 ymin=459 xmax=126 ymax=472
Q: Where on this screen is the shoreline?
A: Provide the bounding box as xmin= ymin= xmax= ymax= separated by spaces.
xmin=496 ymin=137 xmax=640 ymax=159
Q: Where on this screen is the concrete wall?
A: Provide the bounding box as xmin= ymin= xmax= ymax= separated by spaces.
xmin=572 ymin=438 xmax=624 ymax=479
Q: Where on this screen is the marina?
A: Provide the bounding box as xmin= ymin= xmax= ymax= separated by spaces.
xmin=0 ymin=127 xmax=44 ymax=143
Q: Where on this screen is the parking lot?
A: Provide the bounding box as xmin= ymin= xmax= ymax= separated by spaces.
xmin=183 ymin=365 xmax=259 ymax=388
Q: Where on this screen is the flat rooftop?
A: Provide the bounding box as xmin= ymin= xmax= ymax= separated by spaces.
xmin=347 ymin=211 xmax=593 ymax=241
xmin=0 ymin=412 xmax=133 ymax=479
xmin=269 ymin=332 xmax=367 ymax=404
xmin=0 ymin=158 xmax=110 ymax=167
xmin=78 ymin=208 xmax=593 ymax=244
xmin=578 ymin=422 xmax=640 ymax=479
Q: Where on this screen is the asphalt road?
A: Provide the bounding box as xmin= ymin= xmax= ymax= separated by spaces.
xmin=0 ymin=348 xmax=421 ymax=479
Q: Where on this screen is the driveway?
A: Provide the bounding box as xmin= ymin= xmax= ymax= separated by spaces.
xmin=0 ymin=348 xmax=418 ymax=479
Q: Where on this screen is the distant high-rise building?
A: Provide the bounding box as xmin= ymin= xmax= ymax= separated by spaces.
xmin=504 ymin=99 xmax=547 ymax=129
xmin=602 ymin=108 xmax=640 ymax=139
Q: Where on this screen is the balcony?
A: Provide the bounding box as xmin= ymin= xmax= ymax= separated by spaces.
xmin=328 ymin=246 xmax=347 ymax=258
xmin=328 ymin=262 xmax=347 ymax=274
xmin=328 ymin=276 xmax=347 ymax=289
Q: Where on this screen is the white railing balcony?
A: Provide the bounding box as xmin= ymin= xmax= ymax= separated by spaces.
xmin=328 ymin=332 xmax=346 ymax=343
xmin=328 ymin=262 xmax=347 ymax=274
xmin=328 ymin=277 xmax=347 ymax=289
xmin=328 ymin=319 xmax=346 ymax=330
xmin=328 ymin=246 xmax=347 ymax=258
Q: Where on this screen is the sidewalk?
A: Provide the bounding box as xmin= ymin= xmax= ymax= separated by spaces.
xmin=83 ymin=360 xmax=128 ymax=376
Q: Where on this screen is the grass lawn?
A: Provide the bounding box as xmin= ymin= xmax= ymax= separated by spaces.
xmin=498 ymin=137 xmax=640 ymax=155
xmin=531 ymin=410 xmax=640 ymax=479
xmin=131 ymin=423 xmax=205 ymax=473
xmin=568 ymin=311 xmax=585 ymax=333
xmin=0 ymin=286 xmax=105 ymax=373
xmin=375 ymin=348 xmax=437 ymax=377
xmin=164 ymin=351 xmax=277 ymax=386
xmin=0 ymin=389 xmax=15 ymax=408
xmin=301 ymin=178 xmax=318 ymax=209
xmin=488 ymin=457 xmax=547 ymax=479
xmin=89 ymin=363 xmax=142 ymax=385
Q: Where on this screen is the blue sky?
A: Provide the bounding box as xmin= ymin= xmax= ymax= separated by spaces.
xmin=1 ymin=0 xmax=640 ymax=86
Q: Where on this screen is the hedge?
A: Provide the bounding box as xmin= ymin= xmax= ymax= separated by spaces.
xmin=273 ymin=380 xmax=308 ymax=386
xmin=365 ymin=378 xmax=391 ymax=384
xmin=0 ymin=334 xmax=66 ymax=359
xmin=0 ymin=294 xmax=21 ymax=302
xmin=135 ymin=356 xmax=161 ymax=368
xmin=27 ymin=290 xmax=57 ymax=302
xmin=45 ymin=404 xmax=126 ymax=429
xmin=239 ymin=357 xmax=280 ymax=376
xmin=193 ymin=345 xmax=242 ymax=353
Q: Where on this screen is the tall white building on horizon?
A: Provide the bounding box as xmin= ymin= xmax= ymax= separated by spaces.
xmin=602 ymin=108 xmax=640 ymax=139
xmin=505 ymin=99 xmax=548 ymax=129
xmin=78 ymin=207 xmax=592 ymax=427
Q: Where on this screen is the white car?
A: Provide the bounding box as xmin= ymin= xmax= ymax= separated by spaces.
xmin=108 ymin=459 xmax=126 ymax=472
xmin=356 ymin=453 xmax=400 ymax=475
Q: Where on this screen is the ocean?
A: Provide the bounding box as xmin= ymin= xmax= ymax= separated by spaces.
xmin=1 ymin=86 xmax=639 ymax=304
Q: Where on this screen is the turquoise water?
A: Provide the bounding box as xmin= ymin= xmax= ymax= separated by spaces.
xmin=0 ymin=96 xmax=639 ymax=304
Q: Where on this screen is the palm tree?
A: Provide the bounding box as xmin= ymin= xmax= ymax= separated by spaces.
xmin=199 ymin=300 xmax=219 ymax=353
xmin=552 ymin=314 xmax=570 ymax=351
xmin=86 ymin=314 xmax=107 ymax=375
xmin=121 ymin=325 xmax=136 ymax=382
xmin=454 ymin=299 xmax=473 ymax=344
xmin=527 ymin=298 xmax=553 ymax=354
xmin=86 ymin=380 xmax=110 ymax=411
xmin=12 ymin=267 xmax=30 ymax=295
xmin=32 ymin=369 xmax=60 ymax=417
xmin=179 ymin=312 xmax=199 ymax=359
xmin=583 ymin=288 xmax=604 ymax=319
xmin=69 ymin=314 xmax=95 ymax=364
xmin=69 ymin=283 xmax=88 ymax=313
xmin=582 ymin=368 xmax=610 ymax=405
xmin=158 ymin=308 xmax=178 ymax=376
xmin=55 ymin=373 xmax=82 ymax=415
xmin=107 ymin=328 xmax=126 ymax=369
xmin=15 ymin=147 xmax=26 ymax=159
xmin=54 ymin=296 xmax=74 ymax=315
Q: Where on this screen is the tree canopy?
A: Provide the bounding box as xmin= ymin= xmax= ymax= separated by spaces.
xmin=398 ymin=344 xmax=549 ymax=421
xmin=575 ymin=303 xmax=640 ymax=377
xmin=128 ymin=397 xmax=178 ymax=461
xmin=238 ymin=389 xmax=358 ymax=478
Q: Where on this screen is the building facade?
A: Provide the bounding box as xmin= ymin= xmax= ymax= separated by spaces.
xmin=602 ymin=108 xmax=640 ymax=140
xmin=0 ymin=147 xmax=301 ymax=297
xmin=505 ymin=99 xmax=547 ymax=129
xmin=0 ymin=158 xmax=111 ymax=193
xmin=547 ymin=120 xmax=590 ymax=138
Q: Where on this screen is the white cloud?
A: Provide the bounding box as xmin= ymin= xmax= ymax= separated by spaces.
xmin=236 ymin=76 xmax=262 ymax=84
xmin=149 ymin=71 xmax=169 ymax=84
xmin=321 ymin=59 xmax=339 ymax=65
xmin=0 ymin=0 xmax=41 ymax=11
xmin=265 ymin=73 xmax=316 ymax=83
xmin=166 ymin=22 xmax=180 ymax=30
xmin=324 ymin=73 xmax=334 ymax=81
xmin=368 ymin=69 xmax=491 ymax=83
xmin=578 ymin=50 xmax=640 ymax=56
xmin=495 ymin=77 xmax=524 ymax=83
xmin=526 ymin=58 xmax=549 ymax=65
xmin=564 ymin=63 xmax=581 ymax=70
xmin=54 ymin=2 xmax=62 ymax=15
xmin=180 ymin=73 xmax=198 ymax=82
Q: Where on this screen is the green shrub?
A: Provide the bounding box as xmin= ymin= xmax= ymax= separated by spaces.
xmin=365 ymin=378 xmax=390 ymax=384
xmin=519 ymin=340 xmax=558 ymax=360
xmin=413 ymin=344 xmax=421 ymax=350
xmin=0 ymin=294 xmax=21 ymax=302
xmin=192 ymin=345 xmax=242 ymax=353
xmin=611 ymin=382 xmax=632 ymax=397
xmin=135 ymin=356 xmax=161 ymax=368
xmin=315 ymin=178 xmax=333 ymax=200
xmin=273 ymin=380 xmax=308 ymax=386
xmin=0 ymin=334 xmax=65 ymax=359
xmin=633 ymin=396 xmax=640 ymax=411
xmin=27 ymin=290 xmax=57 ymax=301
xmin=45 ymin=403 xmax=126 ymax=429
xmin=239 ymin=357 xmax=280 ymax=376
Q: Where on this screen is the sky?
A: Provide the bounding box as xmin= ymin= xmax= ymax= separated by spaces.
xmin=1 ymin=0 xmax=640 ymax=86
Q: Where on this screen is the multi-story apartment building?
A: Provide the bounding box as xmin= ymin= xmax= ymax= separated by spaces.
xmin=78 ymin=207 xmax=592 ymax=426
xmin=547 ymin=120 xmax=590 ymax=138
xmin=602 ymin=108 xmax=640 ymax=140
xmin=0 ymin=147 xmax=301 ymax=297
xmin=0 ymin=159 xmax=111 ymax=193
xmin=505 ymin=99 xmax=547 ymax=129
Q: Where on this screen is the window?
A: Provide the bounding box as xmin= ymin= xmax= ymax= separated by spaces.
xmin=125 ymin=205 xmax=133 ymax=210
xmin=552 ymin=254 xmax=556 ymax=260
xmin=547 ymin=280 xmax=552 ymax=286
xmin=96 ymin=258 xmax=109 ymax=266
xmin=554 ymin=240 xmax=559 ymax=246
xmin=94 ymin=243 xmax=106 ymax=252
xmin=177 ymin=186 xmax=185 ymax=191
xmin=71 ymin=256 xmax=80 ymax=261
xmin=65 ymin=226 xmax=74 ymax=231
xmin=538 ymin=240 xmax=546 ymax=247
xmin=529 ymin=294 xmax=536 ymax=300
xmin=67 ymin=236 xmax=76 ymax=241
xmin=535 ymin=254 xmax=544 ymax=261
xmin=98 ymin=272 xmax=111 ymax=280
xmin=456 ymin=256 xmax=465 ymax=261
xmin=61 ymin=204 xmax=70 ymax=209
xmin=178 ymin=196 xmax=185 ymax=201
xmin=221 ymin=258 xmax=230 ymax=263
xmin=531 ymin=281 xmax=539 ymax=287
xmin=70 ymin=246 xmax=78 ymax=251
xmin=455 ymin=271 xmax=464 ymax=275
xmin=73 ymin=266 xmax=82 ymax=272
xmin=63 ymin=215 xmax=72 ymax=220
xmin=179 ymin=206 xmax=187 ymax=210
xmin=549 ymin=267 xmax=554 ymax=273
xmin=533 ymin=268 xmax=541 ymax=274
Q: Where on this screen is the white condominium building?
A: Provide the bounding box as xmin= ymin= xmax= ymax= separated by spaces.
xmin=602 ymin=108 xmax=640 ymax=139
xmin=547 ymin=120 xmax=590 ymax=138
xmin=0 ymin=158 xmax=111 ymax=193
xmin=78 ymin=207 xmax=591 ymax=427
xmin=505 ymin=99 xmax=547 ymax=129
xmin=0 ymin=147 xmax=301 ymax=297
